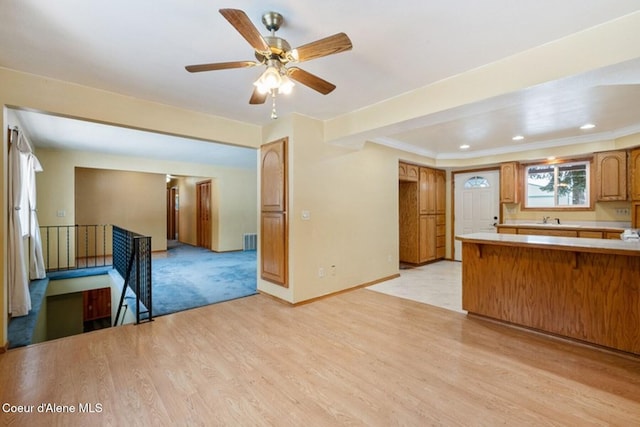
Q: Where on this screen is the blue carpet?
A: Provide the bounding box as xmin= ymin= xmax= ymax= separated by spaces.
xmin=147 ymin=244 xmax=257 ymax=317
xmin=7 ymin=278 xmax=49 ymax=348
xmin=47 ymin=266 xmax=113 ymax=280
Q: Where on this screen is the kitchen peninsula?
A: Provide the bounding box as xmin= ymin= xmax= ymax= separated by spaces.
xmin=457 ymin=232 xmax=640 ymax=355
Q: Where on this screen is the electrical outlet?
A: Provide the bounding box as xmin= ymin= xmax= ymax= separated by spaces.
xmin=318 ymin=267 xmax=325 ymax=278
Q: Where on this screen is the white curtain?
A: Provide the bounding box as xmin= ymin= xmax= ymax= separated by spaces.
xmin=8 ymin=129 xmax=30 ymax=316
xmin=26 ymin=151 xmax=46 ymax=279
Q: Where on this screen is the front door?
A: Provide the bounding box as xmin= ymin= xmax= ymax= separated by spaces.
xmin=453 ymin=170 xmax=500 ymax=260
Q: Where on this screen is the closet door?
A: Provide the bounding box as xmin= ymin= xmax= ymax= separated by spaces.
xmin=260 ymin=138 xmax=288 ymax=286
xmin=196 ymin=180 xmax=211 ymax=249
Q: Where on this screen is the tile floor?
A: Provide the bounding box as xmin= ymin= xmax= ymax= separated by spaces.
xmin=368 ymin=260 xmax=464 ymax=313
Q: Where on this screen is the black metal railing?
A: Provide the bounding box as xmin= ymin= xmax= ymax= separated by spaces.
xmin=113 ymin=225 xmax=152 ymax=325
xmin=40 ymin=224 xmax=112 ymax=271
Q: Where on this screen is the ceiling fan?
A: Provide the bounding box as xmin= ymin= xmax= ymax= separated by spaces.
xmin=185 ymin=8 xmax=353 ymax=118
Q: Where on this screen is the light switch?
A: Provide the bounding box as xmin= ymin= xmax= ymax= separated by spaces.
xmin=56 ymin=210 xmax=66 ymax=217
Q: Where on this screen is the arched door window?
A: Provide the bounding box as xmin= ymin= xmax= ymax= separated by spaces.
xmin=463 ymin=176 xmax=490 ymax=189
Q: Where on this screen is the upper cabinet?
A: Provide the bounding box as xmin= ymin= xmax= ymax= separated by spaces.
xmin=435 ymin=169 xmax=446 ymax=214
xmin=419 ymin=167 xmax=436 ymax=215
xmin=630 ymin=148 xmax=640 ymax=201
xmin=399 ymin=162 xmax=419 ymax=182
xmin=261 ymin=139 xmax=287 ymax=212
xmin=594 ymin=151 xmax=627 ymax=201
xmin=500 ymin=162 xmax=519 ymax=204
xmin=631 ymin=148 xmax=640 ymax=229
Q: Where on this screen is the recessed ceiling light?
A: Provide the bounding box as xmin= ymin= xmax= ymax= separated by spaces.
xmin=580 ymin=123 xmax=596 ymax=130
xmin=459 ymin=144 xmax=470 ymax=150
xmin=512 ymin=135 xmax=524 ymax=141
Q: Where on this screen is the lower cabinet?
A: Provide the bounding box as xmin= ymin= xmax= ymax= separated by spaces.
xmin=261 ymin=212 xmax=288 ymax=286
xmin=497 ymin=225 xmax=623 ymax=239
xmin=436 ymin=215 xmax=445 ymax=259
xmin=418 ymin=215 xmax=436 ymax=262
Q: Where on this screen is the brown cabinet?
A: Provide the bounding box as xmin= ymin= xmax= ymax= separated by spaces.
xmin=500 ymin=162 xmax=519 ymax=204
xmin=419 ymin=215 xmax=436 ymax=262
xmin=399 ymin=162 xmax=419 ymax=182
xmin=399 ymin=165 xmax=445 ymax=264
xmin=578 ymin=230 xmax=603 ymax=239
xmin=435 ymin=169 xmax=446 ymax=214
xmin=517 ymin=228 xmax=578 ymax=238
xmin=497 ymin=225 xmax=622 ymax=239
xmin=261 ymin=212 xmax=287 ymax=285
xmin=419 ymin=167 xmax=436 ymax=215
xmin=436 ymin=214 xmax=446 ymax=259
xmin=594 ymin=151 xmax=627 ymax=201
xmin=260 ymin=138 xmax=288 ymax=287
xmin=630 ymin=148 xmax=640 ymax=202
xmin=632 ymin=202 xmax=640 ymax=229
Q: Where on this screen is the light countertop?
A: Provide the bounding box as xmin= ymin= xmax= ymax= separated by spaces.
xmin=497 ymin=223 xmax=625 ymax=231
xmin=456 ymin=232 xmax=640 ymax=256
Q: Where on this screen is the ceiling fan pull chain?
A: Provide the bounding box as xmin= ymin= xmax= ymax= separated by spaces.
xmin=270 ymin=90 xmax=278 ymax=119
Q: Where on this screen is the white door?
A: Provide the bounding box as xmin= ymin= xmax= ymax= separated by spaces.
xmin=453 ymin=171 xmax=500 ymax=261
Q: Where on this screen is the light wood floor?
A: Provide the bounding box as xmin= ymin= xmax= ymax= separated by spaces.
xmin=2 ymin=287 xmax=640 ymax=425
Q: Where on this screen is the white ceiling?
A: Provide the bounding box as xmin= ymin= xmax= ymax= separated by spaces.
xmin=2 ymin=1 xmax=640 ymax=162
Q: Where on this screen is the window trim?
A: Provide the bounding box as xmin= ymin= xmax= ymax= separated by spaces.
xmin=520 ymin=157 xmax=595 ymax=211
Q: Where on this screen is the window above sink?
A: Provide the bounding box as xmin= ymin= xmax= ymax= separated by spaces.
xmin=523 ymin=159 xmax=591 ymax=210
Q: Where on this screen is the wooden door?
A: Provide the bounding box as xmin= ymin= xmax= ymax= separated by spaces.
xmin=399 ymin=181 xmax=419 ymax=263
xmin=196 ymin=180 xmax=211 ymax=249
xmin=83 ymin=288 xmax=111 ymax=321
xmin=166 ymin=187 xmax=178 ymax=240
xmin=260 ymin=138 xmax=288 ymax=286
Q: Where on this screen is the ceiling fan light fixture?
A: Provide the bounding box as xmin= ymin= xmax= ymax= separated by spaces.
xmin=254 ymin=64 xmax=282 ymax=93
xmin=278 ymin=74 xmax=295 ymax=95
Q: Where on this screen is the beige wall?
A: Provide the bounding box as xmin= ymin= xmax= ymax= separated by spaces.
xmin=75 ymin=167 xmax=167 ymax=251
xmin=259 ymin=115 xmax=402 ymax=303
xmin=35 ymin=148 xmax=257 ymax=254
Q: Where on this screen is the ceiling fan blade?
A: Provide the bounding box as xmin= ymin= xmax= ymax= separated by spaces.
xmin=293 ymin=33 xmax=352 ymax=62
xmin=249 ymin=87 xmax=267 ymax=105
xmin=288 ymin=67 xmax=336 ymax=95
xmin=219 ymin=9 xmax=270 ymax=53
xmin=185 ymin=61 xmax=259 ymax=73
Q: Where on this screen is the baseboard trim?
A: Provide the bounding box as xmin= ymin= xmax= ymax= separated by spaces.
xmin=0 ymin=341 xmax=8 ymax=353
xmin=293 ymin=273 xmax=401 ymax=307
xmin=257 ymin=273 xmax=402 ymax=307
